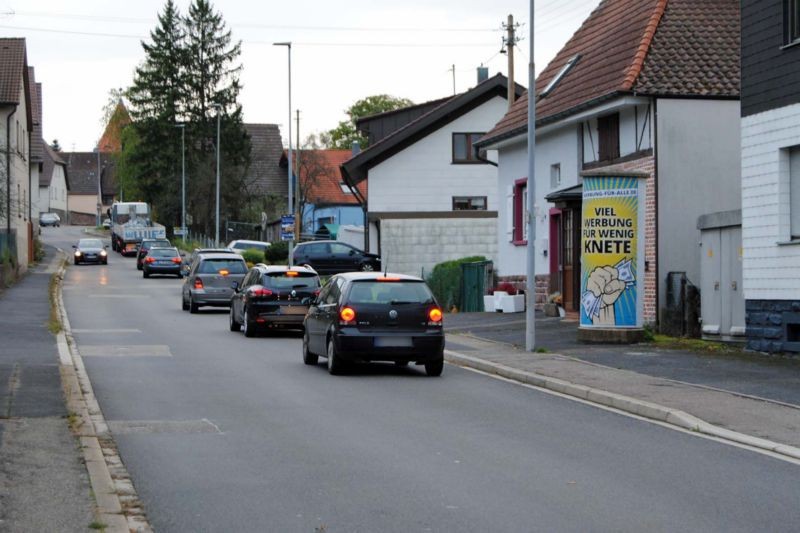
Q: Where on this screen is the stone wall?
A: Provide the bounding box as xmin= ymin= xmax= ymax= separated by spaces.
xmin=745 ymin=299 xmax=800 ymax=355
xmin=496 ymin=273 xmax=549 ymax=310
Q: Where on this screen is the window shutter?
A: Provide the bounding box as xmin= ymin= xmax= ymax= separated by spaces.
xmin=506 ymin=185 xmax=515 ymax=242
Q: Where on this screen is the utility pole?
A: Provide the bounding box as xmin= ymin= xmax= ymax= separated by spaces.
xmin=295 ymin=109 xmax=301 ymax=241
xmin=449 ymin=64 xmax=456 ymax=95
xmin=503 ymin=14 xmax=519 ymax=108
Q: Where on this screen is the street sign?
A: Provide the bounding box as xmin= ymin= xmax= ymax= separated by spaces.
xmin=280 ymin=215 xmax=295 ymax=241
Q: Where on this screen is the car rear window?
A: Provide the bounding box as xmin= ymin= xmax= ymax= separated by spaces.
xmin=149 ymin=248 xmax=178 ymax=257
xmin=347 ymin=281 xmax=434 ymax=305
xmin=263 ymin=272 xmax=319 ymax=290
xmin=199 ymin=258 xmax=247 ymax=274
xmin=233 ymin=242 xmax=267 ymax=252
xmin=145 ymin=239 xmax=171 ymax=247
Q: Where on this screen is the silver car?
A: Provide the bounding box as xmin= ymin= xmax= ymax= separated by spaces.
xmin=182 ymin=253 xmax=247 ymax=313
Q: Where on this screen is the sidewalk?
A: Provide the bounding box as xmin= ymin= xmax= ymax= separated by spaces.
xmin=0 ymin=246 xmax=95 ymax=530
xmin=444 ymin=312 xmax=800 ymax=457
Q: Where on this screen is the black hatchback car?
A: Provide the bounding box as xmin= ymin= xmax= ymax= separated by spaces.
xmin=303 ymin=272 xmax=445 ymax=376
xmin=229 ymin=265 xmax=321 ymax=337
xmin=73 ymin=238 xmax=108 ymax=265
xmin=136 ymin=238 xmax=172 ymax=270
xmin=292 ymin=241 xmax=381 ymax=275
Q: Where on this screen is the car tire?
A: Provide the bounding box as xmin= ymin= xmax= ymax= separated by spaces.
xmin=425 ymin=357 xmax=444 ymax=377
xmin=394 ymin=361 xmax=409 ymax=367
xmin=303 ymin=331 xmax=318 ymax=365
xmin=74 ymin=259 xmax=79 ymax=265
xmin=360 ymin=262 xmax=374 ymax=272
xmin=327 ymin=337 xmax=345 ymax=375
xmin=189 ymin=298 xmax=199 ymax=314
xmin=102 ymin=260 xmax=108 ymax=265
xmin=137 ymin=263 xmax=143 ymax=271
xmin=243 ymin=308 xmax=256 ymax=338
xmin=229 ymin=305 xmax=241 ymax=332
xmin=143 ymin=270 xmax=149 ymax=278
xmin=182 ymin=294 xmax=189 ymax=311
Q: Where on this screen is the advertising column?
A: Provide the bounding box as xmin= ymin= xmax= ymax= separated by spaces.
xmin=578 ymin=172 xmax=647 ymax=342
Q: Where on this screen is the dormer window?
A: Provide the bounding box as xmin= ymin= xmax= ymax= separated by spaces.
xmin=452 ymin=133 xmax=485 ymax=164
xmin=541 ymin=54 xmax=580 ymax=97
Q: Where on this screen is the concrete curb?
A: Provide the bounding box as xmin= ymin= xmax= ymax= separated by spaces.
xmin=444 ymin=349 xmax=800 ymax=462
xmin=53 ymin=250 xmax=153 ymax=532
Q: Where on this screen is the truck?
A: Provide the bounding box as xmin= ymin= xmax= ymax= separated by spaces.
xmin=109 ymin=201 xmax=167 ymax=255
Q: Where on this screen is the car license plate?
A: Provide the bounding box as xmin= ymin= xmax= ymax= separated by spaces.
xmin=281 ymin=306 xmax=306 ymax=315
xmin=375 ymin=337 xmax=413 ymax=348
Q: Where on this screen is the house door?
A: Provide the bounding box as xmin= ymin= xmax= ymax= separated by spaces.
xmin=700 ymin=225 xmax=745 ymax=339
xmin=560 ymin=208 xmax=580 ymax=312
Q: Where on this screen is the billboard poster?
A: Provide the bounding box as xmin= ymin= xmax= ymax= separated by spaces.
xmin=580 ymin=175 xmax=645 ymax=328
xmin=280 ymin=214 xmax=295 ymax=242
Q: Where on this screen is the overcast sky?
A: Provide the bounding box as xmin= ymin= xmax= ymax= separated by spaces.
xmin=0 ymin=0 xmax=598 ymax=151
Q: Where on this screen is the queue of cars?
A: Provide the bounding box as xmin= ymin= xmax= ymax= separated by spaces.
xmin=98 ymin=234 xmax=445 ymax=376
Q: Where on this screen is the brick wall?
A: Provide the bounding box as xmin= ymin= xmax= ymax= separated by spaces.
xmin=497 ymin=273 xmax=549 ymax=310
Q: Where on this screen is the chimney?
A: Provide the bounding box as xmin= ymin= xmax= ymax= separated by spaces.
xmin=351 ymin=141 xmax=361 ymax=156
xmin=477 ymin=66 xmax=489 ymax=84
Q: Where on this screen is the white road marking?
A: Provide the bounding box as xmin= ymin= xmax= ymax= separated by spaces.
xmin=72 ymin=329 xmax=142 ymax=334
xmin=87 ymin=294 xmax=148 ymax=298
xmin=106 ymin=419 xmax=221 ymax=434
xmin=80 ymin=345 xmax=172 ymax=357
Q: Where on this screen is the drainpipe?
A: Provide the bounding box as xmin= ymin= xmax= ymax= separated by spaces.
xmin=5 ymin=105 xmax=17 ymax=253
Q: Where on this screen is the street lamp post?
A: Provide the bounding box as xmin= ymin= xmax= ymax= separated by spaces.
xmin=210 ymin=103 xmax=222 ymax=246
xmin=273 ymin=41 xmax=294 ymax=266
xmin=95 ymin=145 xmax=102 ymax=227
xmin=526 ymin=0 xmax=537 ymax=351
xmin=175 ymin=123 xmax=186 ymax=240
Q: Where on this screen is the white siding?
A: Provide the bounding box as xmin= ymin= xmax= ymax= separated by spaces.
xmin=368 ymin=96 xmax=506 ymax=213
xmin=741 ymin=103 xmax=800 ymax=300
xmin=49 ymin=164 xmax=68 ymax=215
xmin=495 ymin=124 xmax=579 ymax=278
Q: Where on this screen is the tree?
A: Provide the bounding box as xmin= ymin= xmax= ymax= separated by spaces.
xmin=50 ymin=139 xmax=61 ymax=152
xmin=325 ymin=94 xmax=414 ymax=150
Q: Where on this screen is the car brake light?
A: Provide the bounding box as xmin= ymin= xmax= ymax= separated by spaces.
xmin=145 ymin=256 xmax=156 ymax=263
xmin=250 ymin=287 xmax=273 ymax=298
xmin=286 ymin=271 xmax=299 ymax=277
xmin=313 ymin=289 xmax=321 ymax=296
xmin=377 ymin=276 xmax=401 ymax=282
xmin=194 ymin=278 xmax=204 ymax=289
xmin=428 ymin=307 xmax=443 ymax=324
xmin=339 ymin=306 xmax=356 ymax=324
xmin=171 ymin=257 xmax=182 ymax=264
xmin=218 ymin=269 xmax=229 ymax=276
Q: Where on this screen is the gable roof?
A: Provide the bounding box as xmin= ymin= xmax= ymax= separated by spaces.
xmin=281 ymin=149 xmax=366 ymax=206
xmin=0 ymin=38 xmax=33 ymax=128
xmin=356 ymin=96 xmax=454 ymax=146
xmin=41 ymin=143 xmax=68 ymax=189
xmin=478 ymin=0 xmax=740 ymax=146
xmin=244 ymin=123 xmax=286 ymax=197
xmin=64 ymin=152 xmax=116 ymax=196
xmin=98 ymin=101 xmax=132 ymax=153
xmin=342 ymin=73 xmax=524 ymax=185
xmin=28 ymin=68 xmax=44 ymax=164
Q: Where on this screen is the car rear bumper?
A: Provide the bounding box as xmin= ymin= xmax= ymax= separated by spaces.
xmin=144 ymin=265 xmax=181 ymax=275
xmin=333 ymin=329 xmax=444 ymax=362
xmin=251 ymin=304 xmax=309 ymax=327
xmin=191 ymin=289 xmax=234 ymax=306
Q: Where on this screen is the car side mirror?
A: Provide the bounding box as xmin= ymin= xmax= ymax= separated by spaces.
xmin=72 ymin=245 xmax=76 ymax=249
xmin=231 ymin=281 xmax=240 ymax=291
xmin=349 ymin=249 xmax=356 ymax=256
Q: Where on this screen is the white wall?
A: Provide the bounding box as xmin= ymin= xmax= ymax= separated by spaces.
xmin=49 ymin=164 xmax=68 ymax=214
xmin=742 ymin=103 xmax=800 ymax=300
xmin=368 ymin=96 xmax=506 ymax=213
xmin=0 ymin=90 xmax=31 ymax=268
xmin=496 ymin=123 xmax=580 ymax=278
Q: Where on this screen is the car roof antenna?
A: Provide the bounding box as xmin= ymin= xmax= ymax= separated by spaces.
xmin=383 ymin=251 xmax=389 ymax=277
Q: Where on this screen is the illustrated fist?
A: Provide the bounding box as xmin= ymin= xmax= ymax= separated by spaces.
xmin=586 ymin=266 xmax=626 ymax=326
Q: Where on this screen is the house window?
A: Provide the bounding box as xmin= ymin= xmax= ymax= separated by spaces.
xmin=339 ymin=182 xmax=353 ymax=194
xmin=513 ymin=179 xmax=528 ymax=244
xmin=790 ymin=146 xmax=800 ymax=238
xmin=786 ymin=0 xmax=800 ymax=44
xmin=598 ymin=113 xmax=620 ymax=162
xmin=452 ymin=133 xmax=485 ymax=164
xmin=550 ymin=163 xmax=561 ymax=189
xmin=452 ymin=196 xmax=487 ymax=211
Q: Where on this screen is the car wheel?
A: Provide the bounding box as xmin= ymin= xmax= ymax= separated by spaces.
xmin=143 ymin=270 xmax=149 ymax=278
xmin=74 ymin=259 xmax=79 ymax=265
xmin=182 ymin=294 xmax=189 ymax=311
xmin=425 ymin=357 xmax=444 ymax=377
xmin=360 ymin=262 xmax=374 ymax=272
xmin=394 ymin=361 xmax=409 ymax=367
xmin=327 ymin=337 xmax=345 ymax=375
xmin=229 ymin=305 xmax=241 ymax=332
xmin=137 ymin=263 xmax=143 ymax=271
xmin=303 ymin=330 xmax=318 ymax=365
xmin=189 ymin=297 xmax=199 ymax=314
xmin=243 ymin=308 xmax=256 ymax=338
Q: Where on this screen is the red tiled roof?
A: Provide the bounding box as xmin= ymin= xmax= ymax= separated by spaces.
xmin=283 ymin=149 xmax=366 ymax=205
xmin=479 ymin=0 xmax=740 ymax=145
xmin=0 ymin=38 xmax=26 ymax=104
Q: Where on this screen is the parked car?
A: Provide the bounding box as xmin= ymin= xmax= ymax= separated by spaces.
xmin=182 ymin=253 xmax=248 ymax=313
xmin=229 ymin=265 xmax=321 ymax=337
xmin=72 ymin=238 xmax=108 ymax=265
xmin=183 ymin=247 xmax=238 ymax=275
xmin=227 ymin=239 xmax=271 ymax=255
xmin=292 ymin=240 xmax=381 ymax=275
xmin=142 ymin=247 xmax=183 ymax=278
xmin=303 ymin=272 xmax=444 ymax=376
xmin=39 ymin=212 xmax=60 ymax=227
xmin=136 ymin=238 xmax=172 ymax=270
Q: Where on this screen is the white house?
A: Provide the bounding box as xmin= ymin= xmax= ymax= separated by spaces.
xmin=476 ymin=0 xmax=741 ymax=330
xmin=40 ymin=143 xmax=68 ymax=217
xmin=341 ymin=73 xmax=524 ymax=277
xmin=0 ymin=38 xmax=34 ymax=271
xmin=740 ymin=0 xmax=800 ymax=353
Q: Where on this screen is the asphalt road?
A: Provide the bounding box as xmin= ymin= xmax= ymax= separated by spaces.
xmin=47 ymin=227 xmax=800 ymax=532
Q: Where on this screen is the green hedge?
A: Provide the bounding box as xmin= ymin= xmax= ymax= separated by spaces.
xmin=240 ymin=248 xmax=265 ymax=264
xmin=426 ymin=255 xmax=486 ymax=311
xmin=265 ymin=241 xmax=289 ymax=264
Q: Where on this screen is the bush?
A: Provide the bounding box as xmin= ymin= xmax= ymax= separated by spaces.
xmin=426 ymin=255 xmax=486 ymax=311
xmin=265 ymin=241 xmax=289 ymax=264
xmin=240 ymin=248 xmax=265 ymax=264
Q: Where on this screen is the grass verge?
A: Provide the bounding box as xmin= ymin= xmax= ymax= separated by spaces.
xmin=648 ymin=334 xmax=743 ymax=355
xmin=47 ymin=258 xmax=67 ymax=335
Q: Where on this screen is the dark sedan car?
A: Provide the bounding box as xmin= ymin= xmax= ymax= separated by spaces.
xmin=142 ymin=247 xmax=182 ymax=278
xmin=303 ymin=272 xmax=445 ymax=376
xmin=136 ymin=238 xmax=172 ymax=270
xmin=73 ymin=238 xmax=108 ymax=265
xmin=292 ymin=240 xmax=381 ymax=275
xmin=229 ymin=265 xmax=321 ymax=337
